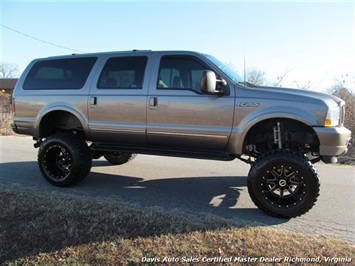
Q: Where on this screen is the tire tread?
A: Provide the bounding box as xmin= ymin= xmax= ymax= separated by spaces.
xmin=38 ymin=132 xmax=92 ymax=187
xmin=248 ymin=150 xmax=320 ymax=218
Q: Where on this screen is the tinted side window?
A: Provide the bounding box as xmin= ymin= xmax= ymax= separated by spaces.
xmin=157 ymin=56 xmax=209 ymax=92
xmin=23 ymin=57 xmax=97 ymax=90
xmin=97 ymin=56 xmax=148 ymax=89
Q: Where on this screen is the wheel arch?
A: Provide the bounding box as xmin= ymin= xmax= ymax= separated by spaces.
xmin=228 ymin=107 xmax=321 ymax=155
xmin=37 ymin=107 xmax=88 ymax=138
xmin=242 ymin=117 xmax=320 ymax=154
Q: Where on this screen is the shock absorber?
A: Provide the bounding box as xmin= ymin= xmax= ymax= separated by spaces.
xmin=273 ymin=121 xmax=282 ymax=149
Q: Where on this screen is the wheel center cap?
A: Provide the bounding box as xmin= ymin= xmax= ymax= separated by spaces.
xmin=279 ymin=179 xmax=287 ymax=187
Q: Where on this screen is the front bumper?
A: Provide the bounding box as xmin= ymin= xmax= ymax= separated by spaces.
xmin=313 ymin=126 xmax=352 ymax=156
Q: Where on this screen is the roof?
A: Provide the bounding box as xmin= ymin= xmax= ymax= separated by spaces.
xmin=0 ymin=79 xmax=18 ymax=89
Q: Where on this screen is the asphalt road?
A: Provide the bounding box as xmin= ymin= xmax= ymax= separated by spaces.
xmin=1 ymin=136 xmax=354 ymax=242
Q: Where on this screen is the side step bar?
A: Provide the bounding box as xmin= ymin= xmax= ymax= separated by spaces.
xmin=90 ymin=143 xmax=237 ymax=161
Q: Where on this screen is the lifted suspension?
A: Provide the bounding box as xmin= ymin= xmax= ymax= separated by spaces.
xmin=273 ymin=121 xmax=282 ymax=149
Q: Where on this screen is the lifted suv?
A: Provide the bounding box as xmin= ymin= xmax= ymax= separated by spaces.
xmin=12 ymin=50 xmax=351 ymax=218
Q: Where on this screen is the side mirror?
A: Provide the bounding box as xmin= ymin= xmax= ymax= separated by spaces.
xmin=200 ymin=70 xmax=227 ymax=94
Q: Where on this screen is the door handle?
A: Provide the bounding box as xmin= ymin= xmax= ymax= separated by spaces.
xmin=90 ymin=97 xmax=97 ymax=107
xmin=149 ymin=97 xmax=158 ymax=110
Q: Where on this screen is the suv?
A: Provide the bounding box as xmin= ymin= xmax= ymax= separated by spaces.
xmin=11 ymin=50 xmax=351 ymax=218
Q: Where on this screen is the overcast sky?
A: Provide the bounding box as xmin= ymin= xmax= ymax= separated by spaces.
xmin=1 ymin=0 xmax=354 ymax=91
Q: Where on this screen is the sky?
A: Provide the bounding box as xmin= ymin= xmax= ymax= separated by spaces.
xmin=1 ymin=0 xmax=354 ymax=92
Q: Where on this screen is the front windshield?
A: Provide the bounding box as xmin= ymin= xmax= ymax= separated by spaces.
xmin=203 ymin=54 xmax=244 ymax=83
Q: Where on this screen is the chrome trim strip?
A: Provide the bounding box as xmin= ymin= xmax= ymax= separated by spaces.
xmin=90 ymin=127 xmax=144 ymax=134
xmin=148 ymin=131 xmax=228 ymax=139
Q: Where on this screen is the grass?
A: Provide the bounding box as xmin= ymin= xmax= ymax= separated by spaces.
xmin=0 ymin=115 xmax=14 ymax=136
xmin=0 ymin=185 xmax=354 ymax=265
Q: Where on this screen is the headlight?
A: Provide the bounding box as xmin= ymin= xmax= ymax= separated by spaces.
xmin=325 ymin=106 xmax=340 ymax=127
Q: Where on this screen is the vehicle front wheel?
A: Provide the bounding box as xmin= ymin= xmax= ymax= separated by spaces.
xmin=247 ymin=150 xmax=320 ymax=218
xmin=38 ymin=132 xmax=92 ymax=187
xmin=104 ymin=152 xmax=137 ymax=165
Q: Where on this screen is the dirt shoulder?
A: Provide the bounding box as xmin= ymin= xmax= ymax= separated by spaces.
xmin=1 ymin=185 xmax=353 ymax=265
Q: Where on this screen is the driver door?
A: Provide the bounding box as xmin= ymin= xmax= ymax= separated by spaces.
xmin=147 ymin=54 xmax=234 ymax=151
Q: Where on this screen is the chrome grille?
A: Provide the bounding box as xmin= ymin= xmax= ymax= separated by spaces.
xmin=340 ymin=104 xmax=345 ymax=126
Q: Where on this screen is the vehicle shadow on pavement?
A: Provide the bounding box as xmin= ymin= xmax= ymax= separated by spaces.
xmin=90 ymin=159 xmax=290 ymax=228
xmin=83 ymin=172 xmax=287 ymax=226
xmin=0 ymin=160 xmax=288 ymax=227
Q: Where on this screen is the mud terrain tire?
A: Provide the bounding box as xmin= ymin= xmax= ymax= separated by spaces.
xmin=104 ymin=152 xmax=137 ymax=165
xmin=248 ymin=150 xmax=320 ymax=218
xmin=38 ymin=132 xmax=92 ymax=187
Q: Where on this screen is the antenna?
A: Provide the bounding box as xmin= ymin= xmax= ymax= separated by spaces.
xmin=243 ymin=38 xmax=246 ymax=87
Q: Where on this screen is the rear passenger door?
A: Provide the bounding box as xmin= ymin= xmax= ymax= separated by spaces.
xmin=146 ymin=54 xmax=235 ymax=151
xmin=88 ymin=55 xmax=151 ymax=144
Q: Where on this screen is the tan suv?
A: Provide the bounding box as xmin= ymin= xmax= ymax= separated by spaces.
xmin=11 ymin=50 xmax=351 ymax=218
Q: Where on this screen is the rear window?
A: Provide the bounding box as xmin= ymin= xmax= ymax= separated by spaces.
xmin=23 ymin=57 xmax=97 ymax=90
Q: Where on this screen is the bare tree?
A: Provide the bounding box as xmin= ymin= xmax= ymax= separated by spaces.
xmin=0 ymin=62 xmax=19 ymax=78
xmin=331 ymin=87 xmax=355 ymax=133
xmin=293 ymin=80 xmax=311 ymax=90
xmin=243 ymin=67 xmax=295 ymax=87
xmin=328 ymin=74 xmax=355 ymax=160
xmin=246 ymin=67 xmax=267 ymax=86
xmin=332 ymin=74 xmax=355 ymax=92
xmin=329 ymin=75 xmax=355 ymax=133
xmin=227 ymin=63 xmax=309 ymax=90
xmin=272 ymin=68 xmax=293 ymax=87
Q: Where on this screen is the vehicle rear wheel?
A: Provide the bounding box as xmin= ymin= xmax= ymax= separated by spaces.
xmin=38 ymin=132 xmax=92 ymax=187
xmin=104 ymin=152 xmax=137 ymax=165
xmin=247 ymin=150 xmax=320 ymax=218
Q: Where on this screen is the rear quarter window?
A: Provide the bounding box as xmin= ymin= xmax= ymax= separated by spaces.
xmin=23 ymin=57 xmax=97 ymax=90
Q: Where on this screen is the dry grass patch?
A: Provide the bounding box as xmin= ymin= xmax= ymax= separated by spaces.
xmin=0 ymin=116 xmax=14 ymax=136
xmin=0 ymin=185 xmax=231 ymax=264
xmin=1 ymin=185 xmax=354 ymax=265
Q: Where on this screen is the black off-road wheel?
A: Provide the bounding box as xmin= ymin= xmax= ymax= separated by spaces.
xmin=104 ymin=152 xmax=137 ymax=165
xmin=38 ymin=132 xmax=92 ymax=187
xmin=247 ymin=150 xmax=320 ymax=218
